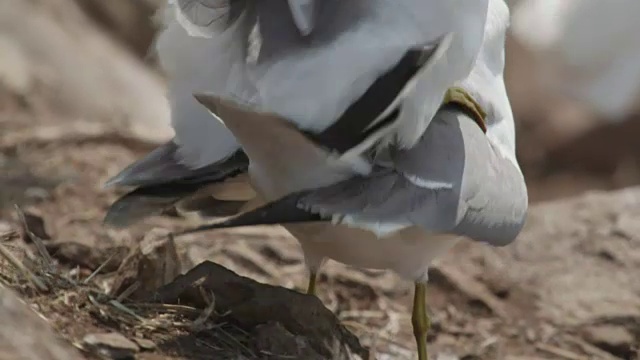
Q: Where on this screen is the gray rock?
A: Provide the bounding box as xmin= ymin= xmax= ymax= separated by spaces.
xmin=0 ymin=286 xmax=82 ymax=360
xmin=583 ymin=325 xmax=635 ymax=357
xmin=83 ymin=332 xmax=140 ymax=360
xmin=152 ymin=261 xmax=370 ymax=360
xmin=132 ymin=337 xmax=156 ymax=351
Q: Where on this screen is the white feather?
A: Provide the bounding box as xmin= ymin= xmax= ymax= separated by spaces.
xmin=158 ymin=0 xmax=490 ymax=169
xmin=456 ymin=0 xmax=518 ymax=166
xmin=404 ymin=175 xmax=454 ymax=190
xmin=155 ymin=2 xmax=254 ymax=167
xmin=392 ymin=1 xmax=488 ymax=148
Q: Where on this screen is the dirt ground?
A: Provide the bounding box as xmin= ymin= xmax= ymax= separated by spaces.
xmin=1 ymin=1 xmax=639 ymax=359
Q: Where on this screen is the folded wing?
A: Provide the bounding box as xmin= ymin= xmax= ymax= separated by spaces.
xmin=176 ymin=109 xmax=528 ymax=247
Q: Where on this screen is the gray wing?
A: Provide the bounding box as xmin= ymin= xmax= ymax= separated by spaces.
xmin=104 ymin=37 xmax=434 ymax=228
xmin=175 ymin=108 xmax=528 ymax=247
xmin=103 ymin=143 xmax=249 ymax=228
xmin=299 ymin=108 xmax=528 ymax=246
xmin=104 ymin=141 xmax=247 ymax=188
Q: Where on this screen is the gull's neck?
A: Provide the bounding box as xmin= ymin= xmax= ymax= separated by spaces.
xmin=455 ymin=0 xmax=518 ymax=165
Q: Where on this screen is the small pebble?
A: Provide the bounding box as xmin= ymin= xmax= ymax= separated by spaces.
xmin=133 ymin=337 xmax=156 ymax=351
xmin=83 ymin=332 xmax=139 ymax=360
xmin=583 ymin=325 xmax=634 ymax=356
xmin=0 ymin=221 xmax=12 ymax=234
xmin=24 ymin=187 xmax=50 ymax=202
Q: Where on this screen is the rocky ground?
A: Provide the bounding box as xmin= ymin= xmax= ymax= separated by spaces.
xmin=0 ymin=1 xmax=639 ymax=359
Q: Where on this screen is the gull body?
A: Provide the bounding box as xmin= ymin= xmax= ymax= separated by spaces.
xmin=105 ymin=0 xmax=495 ymax=229
xmin=157 ymin=0 xmax=489 ymax=166
xmin=189 ymin=0 xmax=524 ymax=280
xmin=105 ymin=1 xmax=527 ymax=358
xmin=203 ymin=98 xmax=460 ymax=282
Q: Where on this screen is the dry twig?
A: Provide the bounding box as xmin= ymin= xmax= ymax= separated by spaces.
xmin=0 ymin=242 xmax=48 ymax=292
xmin=536 ymin=343 xmax=587 ymax=360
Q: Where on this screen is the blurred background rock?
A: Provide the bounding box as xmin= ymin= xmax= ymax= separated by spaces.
xmin=72 ymin=0 xmax=164 ymax=58
xmin=507 ymin=0 xmax=640 ymax=201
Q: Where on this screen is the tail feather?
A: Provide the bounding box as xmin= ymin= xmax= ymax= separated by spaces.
xmin=178 ymin=196 xmax=247 ymax=217
xmin=105 ymin=182 xmax=203 ymax=228
xmin=174 ymin=192 xmax=324 ymax=236
xmin=105 ymin=141 xmax=187 ymax=188
xmin=104 ymin=147 xmax=249 ymax=228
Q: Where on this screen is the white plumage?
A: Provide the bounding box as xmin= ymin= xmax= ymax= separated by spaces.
xmin=177 ymin=0 xmax=525 ymax=278
xmin=156 ymin=0 xmax=491 ymax=168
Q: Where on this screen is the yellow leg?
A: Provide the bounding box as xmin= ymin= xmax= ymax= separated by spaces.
xmin=412 ymin=282 xmax=430 ymax=360
xmin=306 ymin=271 xmax=318 ymax=296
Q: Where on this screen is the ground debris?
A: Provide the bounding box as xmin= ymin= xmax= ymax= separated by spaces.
xmin=253 ymin=322 xmax=328 ymax=360
xmin=152 ymin=261 xmax=371 ymax=360
xmin=582 ymin=325 xmax=636 ymax=359
xmin=0 ymin=213 xmax=371 ymax=360
xmin=83 ymin=332 xmax=140 ymax=360
xmin=15 ymin=208 xmax=51 ymax=242
xmin=430 ymin=264 xmax=509 ymax=319
xmin=132 ymin=337 xmax=156 ymax=351
xmin=45 ymin=241 xmax=129 ymax=273
xmin=110 ymin=228 xmax=181 ymax=301
xmin=0 ymin=221 xmax=13 ymax=237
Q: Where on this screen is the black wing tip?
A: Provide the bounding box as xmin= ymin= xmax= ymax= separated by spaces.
xmin=103 ymin=196 xmax=159 ymax=229
xmin=104 ymin=172 xmax=133 ymax=189
xmin=102 ymin=185 xmax=187 ymax=229
xmin=104 ymin=164 xmax=141 ymax=189
xmin=192 ymin=93 xmax=215 ymax=110
xmin=103 ymin=207 xmax=139 ymax=229
xmin=102 ymin=140 xmax=180 ymax=189
xmin=172 ymin=192 xmax=326 ymax=237
xmin=103 ymin=151 xmax=251 ymax=229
